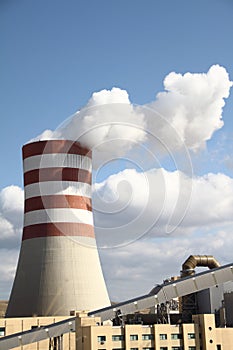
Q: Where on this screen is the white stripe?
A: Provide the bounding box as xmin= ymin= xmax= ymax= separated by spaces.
xmin=24 ymin=208 xmax=93 ymax=227
xmin=23 ymin=153 xmax=92 ymax=172
xmin=24 ymin=235 xmax=97 ymax=247
xmin=25 ymin=181 xmax=92 ymax=199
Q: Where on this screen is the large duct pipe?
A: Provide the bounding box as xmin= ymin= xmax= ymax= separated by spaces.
xmin=181 ymin=255 xmax=220 ymax=323
xmin=6 ymin=140 xmax=111 ymax=317
xmin=181 ymin=255 xmax=220 ymax=277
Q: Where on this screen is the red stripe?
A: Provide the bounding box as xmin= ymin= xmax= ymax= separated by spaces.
xmin=25 ymin=195 xmax=92 ymax=212
xmin=23 ymin=223 xmax=95 ymax=240
xmin=23 ymin=140 xmax=92 ymax=159
xmin=24 ymin=168 xmax=91 ymax=186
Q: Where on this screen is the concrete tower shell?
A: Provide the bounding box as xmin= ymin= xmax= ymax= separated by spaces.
xmin=6 ymin=140 xmax=110 ymax=317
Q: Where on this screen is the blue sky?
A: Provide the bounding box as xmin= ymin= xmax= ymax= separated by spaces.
xmin=1 ymin=0 xmax=233 ymax=301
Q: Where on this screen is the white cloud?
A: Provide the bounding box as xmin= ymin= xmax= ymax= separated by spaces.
xmin=100 ymin=226 xmax=233 ymax=301
xmin=93 ymin=168 xmax=233 ymax=249
xmin=0 ymin=217 xmax=14 ymax=239
xmin=0 ymin=249 xmax=19 ymax=299
xmin=0 ymin=185 xmax=24 ymax=214
xmin=186 ymin=172 xmax=233 ymax=226
xmin=0 ymin=185 xmax=23 ymax=247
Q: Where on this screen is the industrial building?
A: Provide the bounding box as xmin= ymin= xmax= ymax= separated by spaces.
xmin=1 ymin=257 xmax=233 ymax=349
xmin=1 ymin=310 xmax=233 ymax=350
xmin=1 ymin=140 xmax=233 ymax=350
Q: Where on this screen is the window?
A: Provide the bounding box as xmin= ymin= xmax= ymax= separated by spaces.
xmin=143 ymin=348 xmax=154 ymax=350
xmin=112 ymin=335 xmax=124 ymax=341
xmin=159 ymin=334 xmax=167 ymax=340
xmin=130 ymin=348 xmax=138 ymax=350
xmin=188 ymin=347 xmax=196 ymax=350
xmin=171 ymin=333 xmax=181 ymax=340
xmin=217 ymin=345 xmax=222 ymax=350
xmin=142 ymin=334 xmax=154 ymax=340
xmin=188 ymin=333 xmax=195 ymax=339
xmin=160 ymin=347 xmax=168 ymax=350
xmin=97 ymin=335 xmax=106 ymax=343
xmin=130 ymin=335 xmax=138 ymax=341
xmin=0 ymin=327 xmax=5 ymax=336
xmin=172 ymin=347 xmax=182 ymax=350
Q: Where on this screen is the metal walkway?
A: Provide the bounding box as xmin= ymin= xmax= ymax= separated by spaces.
xmin=1 ymin=262 xmax=233 ymax=350
xmin=0 ymin=317 xmax=75 ymax=350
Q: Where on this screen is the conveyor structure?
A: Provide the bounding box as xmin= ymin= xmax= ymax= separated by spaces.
xmin=1 ymin=262 xmax=233 ymax=350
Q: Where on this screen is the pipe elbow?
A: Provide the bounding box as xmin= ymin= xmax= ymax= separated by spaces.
xmin=181 ymin=255 xmax=220 ymax=277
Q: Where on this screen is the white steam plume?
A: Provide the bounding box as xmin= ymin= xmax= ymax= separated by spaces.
xmin=32 ymin=65 xmax=232 ymax=161
xmin=143 ymin=64 xmax=233 ymax=152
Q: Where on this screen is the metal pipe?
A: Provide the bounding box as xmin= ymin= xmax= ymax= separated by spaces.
xmin=181 ymin=255 xmax=220 ymax=277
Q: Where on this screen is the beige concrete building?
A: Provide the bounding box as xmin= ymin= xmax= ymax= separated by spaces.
xmin=2 ymin=312 xmax=233 ymax=350
xmin=76 ymin=312 xmax=233 ymax=350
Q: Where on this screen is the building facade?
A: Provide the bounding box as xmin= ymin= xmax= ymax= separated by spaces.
xmin=76 ymin=312 xmax=233 ymax=350
xmin=1 ymin=312 xmax=233 ymax=350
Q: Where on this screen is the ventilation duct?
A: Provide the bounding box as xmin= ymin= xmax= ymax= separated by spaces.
xmin=181 ymin=255 xmax=220 ymax=277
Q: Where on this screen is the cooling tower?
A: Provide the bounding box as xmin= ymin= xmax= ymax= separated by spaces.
xmin=6 ymin=140 xmax=110 ymax=317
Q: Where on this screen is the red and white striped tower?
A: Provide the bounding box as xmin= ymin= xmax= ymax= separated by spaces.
xmin=6 ymin=140 xmax=110 ymax=317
